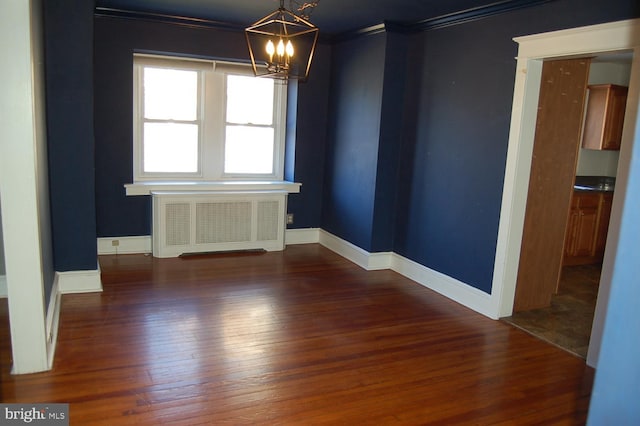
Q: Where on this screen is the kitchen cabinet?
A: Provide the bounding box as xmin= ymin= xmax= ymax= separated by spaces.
xmin=563 ymin=190 xmax=613 ymax=265
xmin=582 ymin=84 xmax=628 ymax=150
xmin=595 ymin=192 xmax=613 ymax=257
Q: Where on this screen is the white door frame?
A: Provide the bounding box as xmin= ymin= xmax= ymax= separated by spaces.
xmin=0 ymin=0 xmax=50 ymax=373
xmin=490 ymin=18 xmax=640 ymax=368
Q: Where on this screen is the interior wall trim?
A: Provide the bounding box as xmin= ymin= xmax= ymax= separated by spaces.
xmin=318 ymin=230 xmax=392 ymax=271
xmin=334 ymin=0 xmax=552 ymax=41
xmin=94 ymin=232 xmax=498 ymax=318
xmin=46 ymin=276 xmax=61 ymax=370
xmin=97 ymin=230 xmax=317 ymax=255
xmin=318 ymin=230 xmax=498 ymax=318
xmin=391 ymin=253 xmax=497 ymax=319
xmin=285 ymin=228 xmax=321 ymax=245
xmin=97 ymin=236 xmax=152 ymax=255
xmin=96 ymin=1 xmax=551 ymax=44
xmin=408 ymin=0 xmax=553 ymax=32
xmin=94 ymin=7 xmax=242 ymax=32
xmin=56 ymin=268 xmax=103 ymax=294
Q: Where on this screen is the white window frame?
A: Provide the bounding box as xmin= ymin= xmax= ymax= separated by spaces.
xmin=132 ymin=54 xmax=287 ymax=183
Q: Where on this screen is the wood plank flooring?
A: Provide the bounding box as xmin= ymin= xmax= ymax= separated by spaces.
xmin=0 ymin=245 xmax=594 ymax=424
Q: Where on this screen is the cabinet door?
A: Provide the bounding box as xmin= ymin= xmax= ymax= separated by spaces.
xmin=582 ymin=86 xmax=608 ymax=150
xmin=564 ymin=209 xmax=580 ymax=257
xmin=582 ymin=84 xmax=628 ymax=150
xmin=573 ymin=206 xmax=598 ymax=256
xmin=595 ymin=192 xmax=613 ymax=257
xmin=602 ymin=86 xmax=628 ymax=150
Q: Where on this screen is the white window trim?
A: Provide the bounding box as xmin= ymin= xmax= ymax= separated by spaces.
xmin=124 ymin=180 xmax=301 ymax=196
xmin=131 ymin=54 xmax=288 ymax=184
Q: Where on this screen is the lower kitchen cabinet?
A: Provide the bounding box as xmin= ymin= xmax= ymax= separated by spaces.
xmin=563 ymin=191 xmax=613 ymax=265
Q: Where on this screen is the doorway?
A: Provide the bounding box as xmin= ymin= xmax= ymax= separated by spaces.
xmin=504 ymin=53 xmax=632 ymax=359
xmin=491 ymin=18 xmax=640 ymax=368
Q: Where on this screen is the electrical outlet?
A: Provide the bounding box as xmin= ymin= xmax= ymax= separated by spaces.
xmin=286 ymin=213 xmax=294 ymax=225
xmin=111 ymin=240 xmax=120 ymax=247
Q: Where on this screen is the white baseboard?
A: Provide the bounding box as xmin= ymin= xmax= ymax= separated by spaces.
xmin=56 ymin=268 xmax=103 ymax=294
xmin=97 ymin=231 xmax=321 ymax=255
xmin=318 ymin=230 xmax=393 ymax=271
xmin=93 ymin=231 xmax=499 ymax=318
xmin=318 ymin=230 xmax=499 ymax=319
xmin=285 ymin=228 xmax=320 ymax=245
xmin=46 ymin=276 xmax=61 ymax=370
xmin=391 ymin=253 xmax=498 ymax=319
xmin=97 ymin=236 xmax=152 ymax=255
xmin=44 ymin=264 xmax=102 ymax=370
xmin=0 ymin=275 xmax=6 ymax=298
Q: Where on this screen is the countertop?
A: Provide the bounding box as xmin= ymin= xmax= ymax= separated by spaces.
xmin=573 ymin=175 xmax=615 ymax=192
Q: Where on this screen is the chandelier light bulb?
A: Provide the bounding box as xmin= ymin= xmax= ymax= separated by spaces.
xmin=266 ymin=39 xmax=275 ymax=62
xmin=277 ymin=39 xmax=285 ymax=57
xmin=286 ymin=40 xmax=294 ymax=58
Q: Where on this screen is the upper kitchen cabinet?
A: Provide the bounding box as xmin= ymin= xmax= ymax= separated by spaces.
xmin=582 ymin=84 xmax=628 ymax=150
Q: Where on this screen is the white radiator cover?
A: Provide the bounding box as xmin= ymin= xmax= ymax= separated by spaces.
xmin=152 ymin=191 xmax=287 ymax=258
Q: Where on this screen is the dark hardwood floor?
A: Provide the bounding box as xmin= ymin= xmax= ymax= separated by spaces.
xmin=1 ymin=245 xmax=594 ymax=424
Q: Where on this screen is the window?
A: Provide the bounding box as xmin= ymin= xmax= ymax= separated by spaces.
xmin=133 ymin=55 xmax=287 ymax=182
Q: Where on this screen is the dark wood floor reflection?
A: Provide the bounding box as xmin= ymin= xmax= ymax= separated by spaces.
xmin=503 ymin=265 xmax=600 ymax=358
xmin=1 ymin=245 xmax=593 ymax=424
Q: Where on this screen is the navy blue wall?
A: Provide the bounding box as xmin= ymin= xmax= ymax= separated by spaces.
xmin=93 ymin=16 xmax=331 ymax=237
xmin=371 ymin=32 xmax=409 ymax=252
xmin=393 ymin=23 xmax=516 ymax=294
xmin=43 ymin=0 xmax=97 ymax=272
xmin=322 ymin=33 xmax=387 ymax=251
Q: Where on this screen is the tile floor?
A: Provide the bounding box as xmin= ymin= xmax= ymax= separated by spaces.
xmin=502 ymin=264 xmax=601 ymax=358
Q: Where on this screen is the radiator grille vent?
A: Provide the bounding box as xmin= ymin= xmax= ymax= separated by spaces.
xmin=165 ymin=203 xmax=190 ymax=246
xmin=152 ymin=191 xmax=286 ymax=258
xmin=257 ymin=201 xmax=279 ymax=241
xmin=196 ymin=202 xmax=251 ymax=244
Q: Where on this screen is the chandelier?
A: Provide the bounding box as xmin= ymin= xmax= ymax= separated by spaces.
xmin=245 ymin=0 xmax=320 ymax=81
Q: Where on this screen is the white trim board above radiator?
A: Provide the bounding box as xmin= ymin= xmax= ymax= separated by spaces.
xmin=152 ymin=191 xmax=287 ymax=258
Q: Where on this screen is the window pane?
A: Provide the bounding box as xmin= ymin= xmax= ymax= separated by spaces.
xmin=226 ymin=75 xmax=274 ymax=125
xmin=224 ymin=126 xmax=274 ymax=174
xmin=144 ymin=68 xmax=198 ymax=120
xmin=144 ymin=123 xmax=198 ymax=173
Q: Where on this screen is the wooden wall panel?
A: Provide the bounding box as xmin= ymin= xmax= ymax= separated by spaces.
xmin=514 ymin=58 xmax=590 ymax=312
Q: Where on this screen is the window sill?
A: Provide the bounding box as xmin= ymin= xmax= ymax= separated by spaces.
xmin=125 ymin=181 xmax=302 ymax=196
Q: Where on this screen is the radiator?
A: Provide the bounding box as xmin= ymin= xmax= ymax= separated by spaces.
xmin=152 ymin=191 xmax=287 ymax=258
